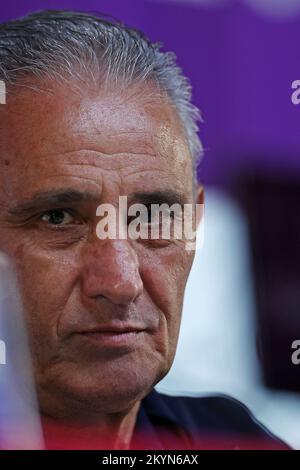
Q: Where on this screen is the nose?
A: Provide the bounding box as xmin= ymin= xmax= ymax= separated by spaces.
xmin=80 ymin=240 xmax=143 ymax=306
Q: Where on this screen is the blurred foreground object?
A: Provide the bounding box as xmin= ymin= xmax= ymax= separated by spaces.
xmin=0 ymin=252 xmax=42 ymax=449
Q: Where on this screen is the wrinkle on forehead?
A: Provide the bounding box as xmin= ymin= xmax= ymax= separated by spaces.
xmin=0 ymin=80 xmax=193 ymax=202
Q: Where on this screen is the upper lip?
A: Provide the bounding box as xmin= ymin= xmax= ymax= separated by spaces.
xmin=77 ymin=324 xmax=146 ymax=335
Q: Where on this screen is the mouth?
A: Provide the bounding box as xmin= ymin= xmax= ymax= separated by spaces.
xmin=75 ymin=324 xmax=147 ymax=349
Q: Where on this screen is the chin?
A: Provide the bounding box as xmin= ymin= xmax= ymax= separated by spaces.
xmin=38 ymin=357 xmax=169 ymax=418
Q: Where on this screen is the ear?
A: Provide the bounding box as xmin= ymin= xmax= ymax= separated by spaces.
xmin=195 ymin=184 xmax=204 ymax=228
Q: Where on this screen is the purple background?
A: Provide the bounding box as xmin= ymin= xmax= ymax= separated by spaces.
xmin=1 ymin=0 xmax=300 ymax=186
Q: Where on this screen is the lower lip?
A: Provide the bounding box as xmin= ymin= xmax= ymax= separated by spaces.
xmin=79 ymin=330 xmax=143 ymax=348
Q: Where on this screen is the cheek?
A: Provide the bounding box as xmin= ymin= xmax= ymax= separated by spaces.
xmin=139 ymin=246 xmax=193 ymax=354
xmin=141 ymin=246 xmax=192 ymax=309
xmin=10 ymin=243 xmax=79 ymax=350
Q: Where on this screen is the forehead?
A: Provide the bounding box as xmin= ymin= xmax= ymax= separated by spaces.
xmin=0 ymin=81 xmax=193 ymax=200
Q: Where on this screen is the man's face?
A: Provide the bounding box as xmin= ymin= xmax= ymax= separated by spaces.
xmin=0 ymin=82 xmax=196 ymax=418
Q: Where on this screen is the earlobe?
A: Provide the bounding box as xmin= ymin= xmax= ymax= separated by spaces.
xmin=197 ymin=185 xmax=204 ymax=203
xmin=196 ymin=185 xmax=204 ymax=228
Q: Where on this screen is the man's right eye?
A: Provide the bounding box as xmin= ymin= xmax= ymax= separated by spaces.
xmin=40 ymin=209 xmax=76 ymax=226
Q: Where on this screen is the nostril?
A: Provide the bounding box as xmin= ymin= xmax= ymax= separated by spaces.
xmin=91 ymin=294 xmax=106 ymax=301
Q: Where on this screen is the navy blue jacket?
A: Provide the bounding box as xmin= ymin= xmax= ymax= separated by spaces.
xmin=131 ymin=389 xmax=289 ymax=450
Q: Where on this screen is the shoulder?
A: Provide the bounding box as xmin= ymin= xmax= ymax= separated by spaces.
xmin=157 ymin=392 xmax=265 ymax=433
xmin=151 ymin=390 xmax=290 ymax=449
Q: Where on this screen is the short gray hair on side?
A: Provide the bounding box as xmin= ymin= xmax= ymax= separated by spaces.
xmin=0 ymin=9 xmax=203 ymax=181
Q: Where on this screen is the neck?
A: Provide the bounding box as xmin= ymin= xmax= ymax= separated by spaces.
xmin=41 ymin=401 xmax=141 ymax=450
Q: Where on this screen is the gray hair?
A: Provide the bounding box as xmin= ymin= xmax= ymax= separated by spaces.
xmin=0 ymin=10 xmax=203 ymax=178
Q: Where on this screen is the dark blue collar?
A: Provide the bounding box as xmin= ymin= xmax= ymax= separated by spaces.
xmin=131 ymin=389 xmax=192 ymax=449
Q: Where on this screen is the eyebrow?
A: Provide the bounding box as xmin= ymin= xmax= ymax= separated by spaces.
xmin=7 ymin=188 xmax=188 ymax=221
xmin=131 ymin=190 xmax=187 ymax=207
xmin=7 ymin=189 xmax=99 ymax=219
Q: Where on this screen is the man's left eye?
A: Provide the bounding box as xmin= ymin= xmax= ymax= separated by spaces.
xmin=40 ymin=209 xmax=75 ymax=226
